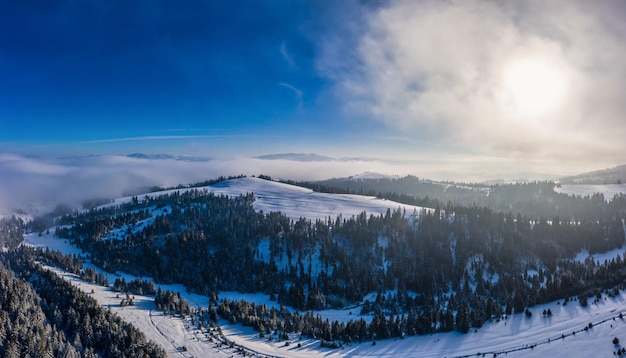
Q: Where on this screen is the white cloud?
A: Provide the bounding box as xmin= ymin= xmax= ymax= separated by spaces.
xmin=318 ymin=0 xmax=626 ymax=173
xmin=0 ymin=154 xmax=417 ymax=215
xmin=2 ymin=148 xmax=590 ymax=216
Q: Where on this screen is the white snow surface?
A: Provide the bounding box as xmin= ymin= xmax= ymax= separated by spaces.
xmin=555 ymin=184 xmax=626 ymax=200
xmin=98 ymin=177 xmax=430 ymax=222
xmin=210 ymin=177 xmax=428 ymax=221
xmin=19 ymin=177 xmax=626 ymax=357
xmin=575 ymin=246 xmax=626 ymax=265
xmin=34 ymin=250 xmax=626 ymax=358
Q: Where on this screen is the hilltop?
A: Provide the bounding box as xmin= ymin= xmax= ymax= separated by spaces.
xmin=559 ymin=164 xmax=626 ymax=185
xmin=3 ymin=175 xmax=626 ymax=357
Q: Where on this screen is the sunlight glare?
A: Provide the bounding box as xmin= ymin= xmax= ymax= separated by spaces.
xmin=503 ymin=57 xmax=567 ymax=120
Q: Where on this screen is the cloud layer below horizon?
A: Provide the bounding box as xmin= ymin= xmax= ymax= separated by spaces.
xmin=2 ymin=0 xmax=626 ymax=214
xmin=0 ymin=154 xmax=419 ymax=215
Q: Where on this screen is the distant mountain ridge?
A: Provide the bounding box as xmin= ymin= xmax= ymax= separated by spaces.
xmin=254 ymin=153 xmax=334 ymax=162
xmin=559 ymin=164 xmax=626 ymax=184
xmin=254 ymin=152 xmax=382 ymax=162
xmin=348 ymin=172 xmax=398 ymax=180
xmin=126 ymin=153 xmax=211 ymax=162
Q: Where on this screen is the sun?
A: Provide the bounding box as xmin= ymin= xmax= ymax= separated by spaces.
xmin=502 ymin=57 xmax=567 ymax=120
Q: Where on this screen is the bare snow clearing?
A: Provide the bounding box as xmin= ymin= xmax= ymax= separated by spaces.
xmin=98 ymin=177 xmax=430 ymax=222
xmin=210 ymin=177 xmax=430 ymax=221
xmin=555 ymin=183 xmax=626 ymax=200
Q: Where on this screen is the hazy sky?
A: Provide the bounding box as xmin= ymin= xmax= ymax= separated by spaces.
xmin=2 ymin=0 xmax=626 ymax=193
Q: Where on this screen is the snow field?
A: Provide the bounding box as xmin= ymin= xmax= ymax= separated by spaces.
xmin=95 ymin=177 xmax=430 ymax=223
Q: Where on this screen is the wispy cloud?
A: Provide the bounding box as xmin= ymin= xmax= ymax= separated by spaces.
xmin=279 ymin=82 xmax=303 ymax=105
xmin=279 ymin=41 xmax=296 ymax=69
xmin=0 ymin=153 xmax=429 ymax=215
xmin=80 ymin=135 xmax=237 ymax=144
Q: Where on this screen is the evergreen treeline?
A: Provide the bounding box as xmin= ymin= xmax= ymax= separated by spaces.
xmin=113 ymin=277 xmax=156 ymax=296
xmin=81 ymin=267 xmax=110 ymax=286
xmin=287 ymin=176 xmax=626 ymax=220
xmin=188 ymin=247 xmax=626 ymax=344
xmin=36 ymin=248 xmax=84 ymax=274
xmin=0 ymin=248 xmax=167 ymax=357
xmin=154 ymin=288 xmax=192 ymax=317
xmin=47 ymin=179 xmax=626 ymax=340
xmin=0 ymin=261 xmax=81 ymax=358
xmin=0 ymin=216 xmax=25 ymax=250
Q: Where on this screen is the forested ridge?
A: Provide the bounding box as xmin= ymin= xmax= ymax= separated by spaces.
xmin=3 ymin=176 xmax=626 ymax=348
xmin=287 ymin=176 xmax=621 ymax=220
xmin=47 ymin=178 xmax=626 ymax=338
xmin=0 ymin=248 xmax=166 ymax=357
xmin=0 ymin=216 xmax=25 ymax=250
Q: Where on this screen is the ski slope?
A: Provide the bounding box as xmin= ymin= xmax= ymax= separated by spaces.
xmin=21 ymin=177 xmax=626 ymax=357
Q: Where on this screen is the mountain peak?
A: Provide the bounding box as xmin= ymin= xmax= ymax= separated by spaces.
xmin=348 ymin=172 xmax=397 ymax=180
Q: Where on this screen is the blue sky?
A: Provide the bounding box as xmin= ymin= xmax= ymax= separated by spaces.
xmin=0 ymin=1 xmax=388 ymax=154
xmin=0 ymin=1 xmax=347 ymax=152
xmin=2 ymin=0 xmax=626 ymax=185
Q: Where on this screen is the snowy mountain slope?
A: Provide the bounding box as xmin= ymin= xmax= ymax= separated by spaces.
xmin=29 ymin=230 xmax=626 ymax=358
xmin=559 ymin=164 xmax=626 ymax=185
xmin=220 ymin=298 xmax=626 ymax=358
xmin=29 ymin=223 xmax=626 ymax=358
xmin=100 ymin=176 xmax=430 ymax=222
xmin=19 ymin=176 xmax=626 ymax=357
xmin=210 ymin=177 xmax=429 ymax=221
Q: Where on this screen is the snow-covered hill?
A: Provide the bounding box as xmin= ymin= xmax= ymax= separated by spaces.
xmin=20 ymin=176 xmax=626 ymax=357
xmin=103 ymin=176 xmax=430 ymax=222
xmin=347 ymin=171 xmax=398 ymax=180
xmin=211 ymin=177 xmax=428 ymax=221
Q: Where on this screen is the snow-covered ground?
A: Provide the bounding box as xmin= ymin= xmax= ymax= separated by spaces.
xmin=37 ymin=252 xmax=626 ymax=358
xmin=575 ymin=246 xmax=626 ymax=265
xmin=220 ymin=297 xmax=626 ymax=358
xmin=211 ymin=177 xmax=429 ymax=221
xmin=97 ymin=177 xmax=430 ymax=222
xmin=43 ymin=265 xmax=222 ymax=358
xmin=555 ymin=183 xmax=626 ymax=200
xmin=103 ymin=205 xmax=168 ymax=241
xmin=19 ymin=177 xmax=626 ymax=357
